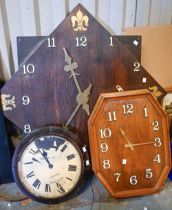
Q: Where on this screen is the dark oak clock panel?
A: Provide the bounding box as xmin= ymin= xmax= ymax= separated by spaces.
xmin=88 ymin=89 xmax=171 ymax=198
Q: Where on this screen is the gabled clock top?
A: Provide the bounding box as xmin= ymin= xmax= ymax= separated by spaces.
xmin=1 ymin=4 xmax=166 ymax=146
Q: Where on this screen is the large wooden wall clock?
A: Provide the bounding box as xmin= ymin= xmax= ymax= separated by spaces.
xmin=88 ymin=89 xmax=171 ymax=198
xmin=0 ymin=4 xmax=167 ymax=203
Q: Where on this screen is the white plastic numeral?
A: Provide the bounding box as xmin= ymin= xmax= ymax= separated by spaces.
xmin=153 ymin=154 xmax=160 ymax=163
xmin=144 ymin=107 xmax=148 ymax=117
xmin=108 ymin=111 xmax=116 ymax=121
xmin=123 ymin=104 xmax=134 ymax=114
xmin=24 ymin=124 xmax=31 ymax=133
xmin=146 ymin=169 xmax=153 ymax=178
xmin=100 ymin=128 xmax=112 ymax=139
xmin=109 ymin=36 xmax=114 ymax=46
xmin=100 ymin=143 xmax=108 ymax=152
xmin=154 ymin=137 xmax=161 ymax=147
xmin=76 ymin=36 xmax=87 ymax=47
xmin=114 ymin=172 xmax=121 ymax=182
xmin=22 ymin=96 xmax=30 ymax=105
xmin=133 ymin=62 xmax=140 ymax=72
xmin=103 ymin=160 xmax=110 ymax=169
xmin=23 ymin=64 xmax=35 ymax=74
xmin=152 ymin=121 xmax=159 ymax=131
xmin=130 ymin=175 xmax=137 ymax=185
xmin=47 ymin=37 xmax=56 ymax=48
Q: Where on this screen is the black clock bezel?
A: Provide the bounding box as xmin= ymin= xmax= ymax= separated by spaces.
xmin=12 ymin=126 xmax=90 ymax=204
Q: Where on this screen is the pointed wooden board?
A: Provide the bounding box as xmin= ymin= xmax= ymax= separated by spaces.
xmin=1 ymin=4 xmax=166 ymax=146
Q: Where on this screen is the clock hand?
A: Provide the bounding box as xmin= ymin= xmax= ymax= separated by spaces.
xmin=63 ymin=48 xmax=80 ymax=93
xmin=63 ymin=48 xmax=92 ymax=127
xmin=125 ymin=141 xmax=155 ymax=148
xmin=65 ymin=104 xmax=80 ymax=127
xmin=120 ymin=128 xmax=134 ymax=150
xmin=37 ymin=148 xmax=53 ymax=169
xmin=42 ymin=149 xmax=53 ymax=169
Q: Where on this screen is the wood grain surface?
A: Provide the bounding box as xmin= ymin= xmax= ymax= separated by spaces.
xmin=88 ymin=89 xmax=171 ymax=198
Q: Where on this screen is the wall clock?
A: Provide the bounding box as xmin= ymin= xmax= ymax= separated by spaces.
xmin=88 ymin=89 xmax=171 ymax=198
xmin=12 ymin=126 xmax=89 ymax=204
xmin=0 ymin=4 xmax=167 ymax=202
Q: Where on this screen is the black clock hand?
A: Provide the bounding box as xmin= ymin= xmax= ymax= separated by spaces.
xmin=42 ymin=149 xmax=53 ymax=169
xmin=38 ymin=148 xmax=53 ymax=169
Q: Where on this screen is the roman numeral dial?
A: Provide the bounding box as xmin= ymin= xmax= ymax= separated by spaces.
xmin=12 ymin=126 xmax=89 ymax=203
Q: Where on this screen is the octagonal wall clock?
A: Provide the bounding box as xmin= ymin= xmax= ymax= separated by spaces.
xmin=1 ymin=5 xmax=166 ymax=147
xmin=88 ymin=89 xmax=171 ymax=198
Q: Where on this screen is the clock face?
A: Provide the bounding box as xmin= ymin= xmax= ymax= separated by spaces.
xmin=88 ymin=89 xmax=171 ymax=198
xmin=12 ymin=126 xmax=88 ymax=204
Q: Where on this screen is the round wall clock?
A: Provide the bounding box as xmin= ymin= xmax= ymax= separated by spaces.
xmin=88 ymin=89 xmax=171 ymax=198
xmin=12 ymin=126 xmax=89 ymax=204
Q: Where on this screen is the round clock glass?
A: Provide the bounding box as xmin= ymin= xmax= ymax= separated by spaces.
xmin=88 ymin=89 xmax=171 ymax=198
xmin=12 ymin=126 xmax=89 ymax=204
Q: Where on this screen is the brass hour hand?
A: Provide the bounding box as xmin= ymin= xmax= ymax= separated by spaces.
xmin=76 ymin=84 xmax=92 ymax=115
xmin=63 ymin=48 xmax=92 ymax=127
xmin=120 ymin=128 xmax=134 ymax=150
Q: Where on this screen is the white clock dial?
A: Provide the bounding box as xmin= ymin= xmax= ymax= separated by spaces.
xmin=12 ymin=127 xmax=88 ymax=204
xmin=18 ymin=136 xmax=82 ymax=198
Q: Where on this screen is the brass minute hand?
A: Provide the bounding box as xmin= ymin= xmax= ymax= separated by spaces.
xmin=125 ymin=141 xmax=155 ymax=148
xmin=63 ymin=48 xmax=92 ymax=127
xmin=120 ymin=128 xmax=134 ymax=150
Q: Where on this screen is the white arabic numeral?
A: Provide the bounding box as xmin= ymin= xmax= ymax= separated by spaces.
xmin=100 ymin=143 xmax=108 ymax=152
xmin=114 ymin=172 xmax=121 ymax=182
xmin=152 ymin=121 xmax=159 ymax=131
xmin=47 ymin=37 xmax=56 ymax=48
xmin=22 ymin=96 xmax=30 ymax=105
xmin=133 ymin=62 xmax=140 ymax=72
xmin=23 ymin=64 xmax=35 ymax=74
xmin=144 ymin=107 xmax=148 ymax=117
xmin=24 ymin=124 xmax=31 ymax=133
xmin=154 ymin=137 xmax=161 ymax=147
xmin=146 ymin=169 xmax=153 ymax=178
xmin=110 ymin=36 xmax=114 ymax=47
xmin=108 ymin=111 xmax=116 ymax=121
xmin=100 ymin=128 xmax=112 ymax=139
xmin=76 ymin=36 xmax=87 ymax=47
xmin=123 ymin=104 xmax=134 ymax=114
xmin=153 ymin=154 xmax=160 ymax=163
xmin=130 ymin=175 xmax=137 ymax=185
xmin=103 ymin=160 xmax=110 ymax=169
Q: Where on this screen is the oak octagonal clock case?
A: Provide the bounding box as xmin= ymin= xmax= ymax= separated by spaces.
xmin=0 ymin=4 xmax=167 ymax=202
xmin=88 ymin=89 xmax=171 ymax=198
